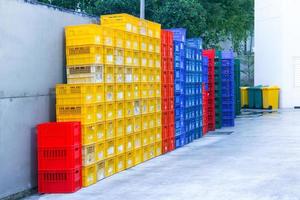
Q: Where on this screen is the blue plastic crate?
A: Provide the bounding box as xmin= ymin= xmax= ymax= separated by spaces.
xmin=194 ymin=128 xmax=202 ymax=139
xmin=168 ymin=28 xmax=187 ymax=42
xmin=221 ymin=51 xmax=234 ymax=59
xmin=222 ymin=103 xmax=234 ymax=111
xmin=222 ymin=111 xmax=235 ymax=118
xmin=175 ymin=134 xmax=186 ymax=148
xmin=175 ymin=106 xmax=185 ymax=118
xmin=175 ymin=120 xmax=185 ymax=136
xmin=222 ymin=59 xmax=234 ymax=67
xmin=186 ymin=38 xmax=203 ymax=49
xmin=175 ymin=68 xmax=185 ymax=82
xmin=222 ymin=90 xmax=234 ymax=98
xmin=174 ymin=52 xmax=185 ymax=63
xmin=174 ymin=60 xmax=185 ymax=70
xmin=175 ymin=94 xmax=185 ymax=107
xmin=222 ymin=97 xmax=235 ymax=104
xmin=174 ymin=81 xmax=185 ymax=94
xmin=222 ymin=119 xmax=234 ymax=127
xmin=195 ymin=49 xmax=202 ymax=61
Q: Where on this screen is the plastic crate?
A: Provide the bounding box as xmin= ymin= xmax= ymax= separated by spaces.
xmin=185 ymin=38 xmax=203 ymax=49
xmin=134 ymin=132 xmax=142 ymax=149
xmin=175 ymin=134 xmax=185 ymax=148
xmin=125 ymin=32 xmax=140 ymax=50
xmin=167 ymin=28 xmax=186 ymax=42
xmin=133 ymin=115 xmax=142 ymax=133
xmin=38 ymin=145 xmax=81 ymax=170
xmin=125 ymin=150 xmax=135 ymax=168
xmin=134 ymin=148 xmax=142 ymax=165
xmin=66 ymin=65 xmax=104 ymax=84
xmin=142 ymin=130 xmax=150 ymax=146
xmin=82 ymin=164 xmax=97 ymax=187
xmin=96 ymin=161 xmax=105 ymax=181
xmin=38 ymin=167 xmax=81 ymax=193
xmin=115 ymin=48 xmax=124 ymax=66
xmin=95 ymin=122 xmax=105 ymax=142
xmin=134 ymin=100 xmax=141 ymax=116
xmin=82 ymin=144 xmax=96 ymax=166
xmin=95 ymin=142 xmax=105 ymax=162
xmin=116 ymin=84 xmax=124 ymax=101
xmin=174 ymin=81 xmax=185 ymax=94
xmin=114 ymin=29 xmax=125 ymax=49
xmin=115 ymin=154 xmax=126 ymax=173
xmin=105 ymin=157 xmax=116 ymax=177
xmin=66 ymin=45 xmax=103 ymax=66
xmin=116 ymin=101 xmax=125 ymax=119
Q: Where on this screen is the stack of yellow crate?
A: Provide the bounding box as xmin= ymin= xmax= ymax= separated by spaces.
xmin=55 ymin=14 xmax=162 ymax=188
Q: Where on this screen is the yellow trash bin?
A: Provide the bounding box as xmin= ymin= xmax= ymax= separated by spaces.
xmin=262 ymin=86 xmax=280 ymax=109
xmin=240 ymin=87 xmax=249 ymax=108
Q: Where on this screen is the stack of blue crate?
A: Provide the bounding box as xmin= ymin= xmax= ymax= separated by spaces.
xmin=202 ymin=56 xmax=209 ymax=90
xmin=221 ymin=51 xmax=235 ymax=127
xmin=185 ymin=41 xmax=203 ymax=143
xmin=168 ymin=28 xmax=187 ymax=148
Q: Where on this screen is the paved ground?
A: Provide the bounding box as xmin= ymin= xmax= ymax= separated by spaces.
xmin=27 ymin=110 xmax=300 ymax=200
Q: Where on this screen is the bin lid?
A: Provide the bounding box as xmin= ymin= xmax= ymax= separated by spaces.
xmin=267 ymin=86 xmax=280 ymax=90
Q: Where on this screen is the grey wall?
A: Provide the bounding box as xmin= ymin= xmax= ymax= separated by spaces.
xmin=0 ymin=1 xmax=97 ymax=198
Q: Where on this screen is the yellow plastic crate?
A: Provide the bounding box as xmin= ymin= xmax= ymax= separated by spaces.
xmin=66 ymin=45 xmax=103 ymax=66
xmin=148 ymin=84 xmax=155 ymax=98
xmin=82 ymin=164 xmax=97 ymax=187
xmin=105 ymin=157 xmax=116 ymax=177
xmin=125 ymin=67 xmax=133 ymax=83
xmin=155 ymin=53 xmax=161 ymax=68
xmin=133 ymin=67 xmax=141 ymax=83
xmin=105 ymin=102 xmax=115 ymax=121
xmin=56 ymin=104 xmax=95 ymax=125
xmin=133 ymin=115 xmax=142 ymax=133
xmin=95 ymin=122 xmax=105 ymax=142
xmin=125 ymin=101 xmax=134 ymax=117
xmin=115 ymin=48 xmax=124 ymax=66
xmin=155 ymin=126 xmax=162 ymax=142
xmin=149 ymin=128 xmax=155 ymax=144
xmin=95 ymin=103 xmax=105 ymax=123
xmin=124 ymin=32 xmax=139 ymax=50
xmin=114 ymin=29 xmax=125 ymax=49
xmin=148 ymin=69 xmax=155 ymax=83
xmin=125 ymin=134 xmax=134 ymax=152
xmin=105 ymin=139 xmax=115 ymax=158
xmin=125 ymin=50 xmax=134 ymax=66
xmin=154 ymin=39 xmax=161 ymax=54
xmin=141 ymin=99 xmax=149 ymax=114
xmin=262 ymin=86 xmax=280 ymax=109
xmin=125 ymin=117 xmax=134 ymax=135
xmin=134 ymin=132 xmax=142 ymax=149
xmin=105 ymin=84 xmax=115 ymax=102
xmin=115 ymin=154 xmax=126 ymax=173
xmin=133 ymin=83 xmax=140 ymax=99
xmin=82 ymin=124 xmax=97 ymax=145
xmin=95 ymin=142 xmax=105 ymax=162
xmin=140 ymin=52 xmax=148 ymax=68
xmin=116 ymin=101 xmax=125 ymax=119
xmin=101 ymin=13 xmax=139 ymax=34
xmin=148 ymin=53 xmax=154 ymax=68
xmin=140 ymin=36 xmax=148 ymax=52
xmin=66 ymin=65 xmax=104 ymax=84
xmin=56 ymin=84 xmax=94 ymax=105
xmin=95 ymin=84 xmax=105 ymax=103
xmin=149 ymin=144 xmax=155 ymax=159
xmin=155 ymin=69 xmax=161 ymax=83
xmin=142 ymin=130 xmax=149 ymax=147
xmin=148 ymin=38 xmax=155 ymax=53
xmin=134 ymin=148 xmax=142 ymax=165
xmin=156 ymin=112 xmax=162 ymax=127
xmin=125 ymin=84 xmax=134 ymax=100
xmin=82 ymin=144 xmax=96 ymax=166
xmin=141 ymin=68 xmax=148 ymax=83
xmin=147 ymin=20 xmax=161 ymax=39
xmin=125 ymin=150 xmax=135 ymax=169
xmin=133 ymin=51 xmax=140 ymax=67
xmin=156 ymin=83 xmax=161 ymax=97
xmin=116 ymin=136 xmax=125 ymax=155
xmin=141 ymin=83 xmax=149 ymax=98
xmin=115 ymin=118 xmax=125 ymax=138
xmin=104 ymin=47 xmax=114 ymax=65
xmin=104 ymin=65 xmax=115 ymax=83
xmin=116 ymin=84 xmax=125 ymax=101
xmin=65 ymin=24 xmax=103 ymax=46
xmin=134 ymin=100 xmax=141 ymax=116
xmin=115 ymin=66 xmax=124 ymax=83
xmin=139 ymin=19 xmax=147 ymax=36
xmin=148 ymin=114 xmax=155 ymax=129
xmin=148 ymin=98 xmax=156 ymax=113
xmin=156 ymin=98 xmax=161 ymax=112
xmin=155 ymin=141 xmax=162 ymax=156
xmin=142 ymin=145 xmax=150 ymax=162
xmin=142 ymin=114 xmax=149 ymax=131
xmin=96 ymin=161 xmax=105 ymax=181
xmin=105 ymin=120 xmax=115 ymax=140
xmin=103 ymin=26 xmax=115 ymax=46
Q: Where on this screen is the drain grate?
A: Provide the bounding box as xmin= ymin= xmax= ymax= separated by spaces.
xmin=207 ymin=131 xmax=233 ymax=136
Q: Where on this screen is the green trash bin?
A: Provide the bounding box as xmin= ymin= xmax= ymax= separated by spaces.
xmin=248 ymin=87 xmax=255 ymax=109
xmin=253 ymin=87 xmax=263 ymax=109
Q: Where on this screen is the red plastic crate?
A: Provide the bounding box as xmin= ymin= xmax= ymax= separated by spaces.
xmin=169 ymin=97 xmax=174 ymax=110
xmin=169 ymin=137 xmax=175 ymax=151
xmin=167 ymin=31 xmax=174 ymax=44
xmin=168 ymin=71 xmax=174 ymax=83
xmin=167 ymin=46 xmax=174 ymax=58
xmin=163 ymin=112 xmax=169 ymax=125
xmin=167 ymin=58 xmax=174 ymax=71
xmin=168 ymin=123 xmax=175 ymax=138
xmin=161 ymin=30 xmax=168 ymax=45
xmin=38 ymin=145 xmax=82 ymax=170
xmin=162 ymin=139 xmax=170 ymax=154
xmin=37 ymin=122 xmax=81 ymax=147
xmin=162 ymin=58 xmax=168 ymax=71
xmin=162 ymin=71 xmax=168 ymax=83
xmin=162 ymin=44 xmax=168 ymax=58
xmin=162 ymin=97 xmax=169 ymax=111
xmin=38 ymin=167 xmax=82 ymax=193
xmin=162 ymin=85 xmax=168 ymax=97
xmin=168 ymin=110 xmax=174 ymax=125
xmin=162 ymin=125 xmax=169 ymax=139
xmin=168 ymin=84 xmax=174 ymax=96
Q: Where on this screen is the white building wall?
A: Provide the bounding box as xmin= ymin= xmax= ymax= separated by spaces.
xmin=255 ymin=0 xmax=300 ymax=108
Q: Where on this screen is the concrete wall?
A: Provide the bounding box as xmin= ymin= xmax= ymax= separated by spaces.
xmin=0 ymin=1 xmax=96 ymax=198
xmin=255 ymin=0 xmax=300 ymax=108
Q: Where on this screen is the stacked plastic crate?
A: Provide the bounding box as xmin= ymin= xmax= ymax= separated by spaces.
xmin=168 ymin=28 xmax=186 ymax=148
xmin=214 ymin=51 xmax=222 ymax=129
xmin=185 ymin=38 xmax=203 ymax=141
xmin=234 ymin=59 xmax=241 ymax=115
xmin=161 ymin=30 xmax=175 ymax=153
xmin=37 ymin=122 xmax=82 ymax=193
xmin=202 ymin=56 xmax=209 ymax=135
xmin=56 ymin=14 xmax=162 ymax=188
xmin=203 ymin=50 xmax=216 ymax=131
xmin=221 ymin=51 xmax=235 ymax=127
